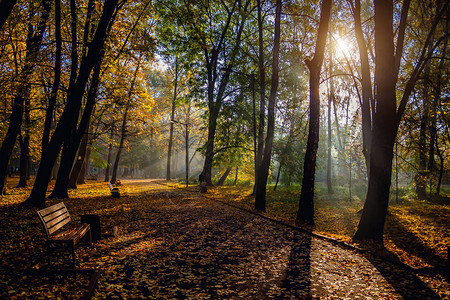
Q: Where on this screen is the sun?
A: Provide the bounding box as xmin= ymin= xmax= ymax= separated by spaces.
xmin=335 ymin=36 xmax=353 ymax=59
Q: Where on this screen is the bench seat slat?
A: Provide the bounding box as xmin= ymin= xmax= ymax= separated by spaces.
xmin=47 ymin=214 xmax=71 ymax=235
xmin=49 ymin=223 xmax=90 ymax=245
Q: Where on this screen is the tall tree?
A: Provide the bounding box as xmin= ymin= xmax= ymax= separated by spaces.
xmin=25 ymin=0 xmax=123 ymax=206
xmin=353 ymin=0 xmax=448 ymax=242
xmin=166 ymin=58 xmax=178 ymax=181
xmin=42 ymin=0 xmax=62 ymax=152
xmin=254 ymin=0 xmax=282 ymax=212
xmin=296 ymin=0 xmax=333 ymax=224
xmin=349 ymin=0 xmax=374 ymax=173
xmin=0 ymin=0 xmax=51 ymax=194
xmin=253 ymin=0 xmax=267 ymax=195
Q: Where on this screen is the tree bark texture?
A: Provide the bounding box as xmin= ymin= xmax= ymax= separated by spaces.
xmin=296 ymin=0 xmax=332 ymax=224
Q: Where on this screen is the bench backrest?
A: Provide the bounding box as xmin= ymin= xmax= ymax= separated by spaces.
xmin=37 ymin=202 xmax=71 ymax=238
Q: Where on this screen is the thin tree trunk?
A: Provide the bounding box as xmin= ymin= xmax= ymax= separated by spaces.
xmin=234 ymin=167 xmax=238 ymax=185
xmin=42 ymin=0 xmax=61 ymax=151
xmin=105 ymin=125 xmax=114 ymax=182
xmin=0 ymin=0 xmax=50 ymax=194
xmin=17 ymin=91 xmax=31 ymax=187
xmin=296 ymin=0 xmax=332 ymax=224
xmin=254 ymin=0 xmax=266 ymax=195
xmin=353 ymin=0 xmax=373 ymax=173
xmin=111 ymin=58 xmax=141 ymax=184
xmin=111 ymin=108 xmax=128 ymax=184
xmin=68 ymin=123 xmax=91 ymax=189
xmin=217 ymin=167 xmax=232 ymax=186
xmin=77 ymin=147 xmax=88 ymax=184
xmin=327 ymin=58 xmax=334 ymax=194
xmin=254 ymin=0 xmax=282 ymax=212
xmin=199 ymin=0 xmax=250 ymax=186
xmin=167 ymin=58 xmax=178 ymax=180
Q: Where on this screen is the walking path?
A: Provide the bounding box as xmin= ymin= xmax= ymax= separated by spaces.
xmin=81 ymin=189 xmax=444 ymax=299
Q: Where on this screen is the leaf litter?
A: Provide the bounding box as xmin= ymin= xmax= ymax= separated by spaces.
xmin=0 ymin=179 xmax=448 ymax=299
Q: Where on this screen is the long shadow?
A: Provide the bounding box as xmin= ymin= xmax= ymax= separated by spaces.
xmin=385 ymin=213 xmax=445 ymax=268
xmin=363 ymin=250 xmax=441 ymax=299
xmin=278 ymin=232 xmax=312 ymax=299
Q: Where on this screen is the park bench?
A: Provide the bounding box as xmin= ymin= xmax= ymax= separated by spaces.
xmin=107 ymin=182 xmax=120 ymax=197
xmin=37 ymin=202 xmax=91 ymax=267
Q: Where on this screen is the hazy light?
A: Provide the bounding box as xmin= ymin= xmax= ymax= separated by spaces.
xmin=335 ymin=36 xmax=353 ymax=59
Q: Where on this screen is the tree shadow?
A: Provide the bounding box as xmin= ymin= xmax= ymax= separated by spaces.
xmin=278 ymin=233 xmax=312 ymax=299
xmin=362 ymin=249 xmax=441 ymax=299
xmin=385 ymin=213 xmax=445 ymax=268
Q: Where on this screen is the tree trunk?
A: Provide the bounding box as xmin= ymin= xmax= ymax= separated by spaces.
xmin=105 ymin=125 xmax=114 ymax=182
xmin=199 ymin=0 xmax=250 ymax=186
xmin=111 ymin=108 xmax=128 ymax=184
xmin=42 ymin=0 xmax=62 ymax=152
xmin=78 ymin=144 xmax=91 ymax=184
xmin=18 ymin=84 xmax=31 ymax=187
xmin=254 ymin=0 xmax=266 ymax=195
xmin=353 ymin=0 xmax=373 ymax=173
xmin=0 ymin=0 xmax=50 ymax=194
xmin=25 ymin=0 xmax=120 ymax=206
xmin=353 ymin=0 xmax=398 ymax=242
xmin=327 ymin=58 xmax=334 ymax=194
xmin=49 ymin=50 xmax=103 ymax=198
xmin=167 ymin=58 xmax=178 ymax=181
xmin=296 ymin=0 xmax=332 ymax=224
xmin=68 ymin=123 xmax=91 ymax=189
xmin=254 ymin=0 xmax=282 ymax=212
xmin=217 ymin=167 xmax=232 ymax=186
xmin=110 ymin=57 xmax=141 ymax=184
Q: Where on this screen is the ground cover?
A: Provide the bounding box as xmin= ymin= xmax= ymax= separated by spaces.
xmin=167 ymin=181 xmax=450 ymax=270
xmin=0 ymin=178 xmax=448 ymax=299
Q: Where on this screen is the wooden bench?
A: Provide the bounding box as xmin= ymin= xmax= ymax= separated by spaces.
xmin=37 ymin=202 xmax=91 ymax=267
xmin=107 ymin=183 xmax=120 ymax=197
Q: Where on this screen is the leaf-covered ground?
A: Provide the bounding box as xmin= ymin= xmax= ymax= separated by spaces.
xmin=181 ymin=183 xmax=450 ymax=270
xmin=0 ymin=179 xmax=449 ymax=299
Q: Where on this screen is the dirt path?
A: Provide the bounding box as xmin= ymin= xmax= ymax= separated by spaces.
xmin=81 ymin=189 xmax=444 ymax=299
